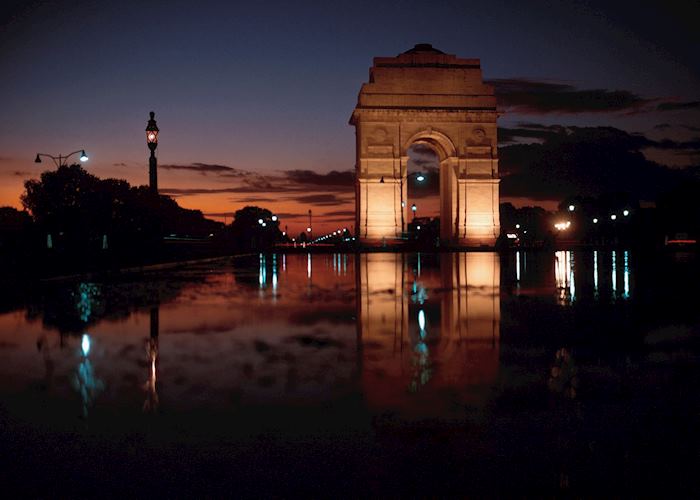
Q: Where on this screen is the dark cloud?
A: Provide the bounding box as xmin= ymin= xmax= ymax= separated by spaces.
xmin=235 ymin=196 xmax=277 ymax=203
xmin=322 ymin=210 xmax=355 ymax=217
xmin=113 ymin=162 xmax=128 ymax=167
xmin=501 ymin=122 xmax=700 ymax=153
xmin=12 ymin=171 xmax=31 ymax=177
xmin=499 ymin=125 xmax=693 ymax=201
xmin=159 ymin=163 xmax=243 ymax=175
xmin=498 ymin=124 xmax=566 ymax=144
xmin=160 ymin=187 xmax=246 ymax=196
xmin=488 ymin=78 xmax=653 ymax=114
xmin=656 ymin=101 xmax=700 ymax=112
xmin=294 ymin=194 xmax=346 ymax=206
xmin=651 ymin=137 xmax=700 ymax=151
xmin=408 ymin=144 xmax=439 ymax=169
xmin=284 ymin=169 xmax=354 ymax=187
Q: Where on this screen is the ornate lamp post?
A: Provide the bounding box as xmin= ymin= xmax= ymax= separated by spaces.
xmin=34 ymin=149 xmax=88 ymax=167
xmin=146 ymin=111 xmax=159 ymax=193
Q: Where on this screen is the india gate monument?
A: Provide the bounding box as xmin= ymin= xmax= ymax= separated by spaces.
xmin=350 ymin=44 xmax=501 ymax=246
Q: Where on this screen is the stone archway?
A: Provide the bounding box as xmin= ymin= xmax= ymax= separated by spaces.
xmin=350 ymin=44 xmax=501 ymax=246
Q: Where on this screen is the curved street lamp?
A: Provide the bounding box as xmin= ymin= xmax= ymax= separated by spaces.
xmin=35 ymin=149 xmax=89 ymax=168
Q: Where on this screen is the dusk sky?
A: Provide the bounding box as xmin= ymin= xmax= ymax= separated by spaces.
xmin=1 ymin=0 xmax=698 ymax=233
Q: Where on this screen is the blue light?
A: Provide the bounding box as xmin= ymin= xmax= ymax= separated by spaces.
xmin=81 ymin=334 xmax=90 ymax=356
xmin=418 ymin=309 xmax=426 ymax=331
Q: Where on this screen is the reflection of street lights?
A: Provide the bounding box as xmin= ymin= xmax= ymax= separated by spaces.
xmin=146 ymin=111 xmax=159 ymax=193
xmin=35 ymin=149 xmax=89 ymax=167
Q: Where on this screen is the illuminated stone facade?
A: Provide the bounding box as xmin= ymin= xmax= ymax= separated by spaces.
xmin=350 ymin=44 xmax=500 ymax=246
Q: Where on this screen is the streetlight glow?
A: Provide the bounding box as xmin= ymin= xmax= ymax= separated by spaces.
xmin=593 ymin=218 xmax=598 ymax=224
xmin=623 ymin=210 xmax=629 ymax=217
xmin=258 ymin=218 xmax=264 ymax=224
xmin=34 ymin=149 xmax=89 ymax=167
xmin=271 ymin=215 xmax=278 ymax=221
xmin=611 ymin=214 xmax=617 ymax=220
xmin=568 ymin=204 xmax=575 ymax=212
xmin=416 ymin=174 xmax=425 ymax=182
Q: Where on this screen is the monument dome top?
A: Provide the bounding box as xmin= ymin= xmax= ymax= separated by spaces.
xmin=402 ymin=43 xmax=445 ymax=55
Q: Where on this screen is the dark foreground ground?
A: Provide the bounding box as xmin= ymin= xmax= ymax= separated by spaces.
xmin=1 ymin=360 xmax=698 ymax=497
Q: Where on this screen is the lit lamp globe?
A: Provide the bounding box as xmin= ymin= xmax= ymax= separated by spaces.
xmin=146 ymin=112 xmax=159 ymax=151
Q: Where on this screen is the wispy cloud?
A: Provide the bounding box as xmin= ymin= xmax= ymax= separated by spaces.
xmin=656 ymin=101 xmax=700 ymax=112
xmin=159 ymin=162 xmax=245 ymax=175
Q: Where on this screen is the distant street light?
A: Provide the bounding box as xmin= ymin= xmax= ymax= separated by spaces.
xmin=623 ymin=210 xmax=629 ymax=217
xmin=271 ymin=215 xmax=278 ymax=222
xmin=611 ymin=214 xmax=617 ymax=220
xmin=554 ymin=221 xmax=571 ymax=231
xmin=568 ymin=204 xmax=575 ymax=212
xmin=593 ymin=218 xmax=598 ymax=224
xmin=145 ymin=111 xmax=159 ymax=193
xmin=411 ymin=204 xmax=417 ymax=219
xmin=258 ymin=218 xmax=264 ymax=225
xmin=415 ymin=174 xmax=425 ymax=182
xmin=34 ymin=149 xmax=89 ymax=167
xmin=515 ymin=224 xmax=520 ymax=229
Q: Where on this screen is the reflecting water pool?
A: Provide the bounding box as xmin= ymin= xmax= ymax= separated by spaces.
xmin=0 ymin=251 xmax=698 ymax=496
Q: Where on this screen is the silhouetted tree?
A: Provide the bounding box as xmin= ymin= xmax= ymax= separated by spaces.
xmin=0 ymin=206 xmax=34 ymax=254
xmin=21 ymin=164 xmax=222 ymax=257
xmin=227 ymin=206 xmax=282 ymax=250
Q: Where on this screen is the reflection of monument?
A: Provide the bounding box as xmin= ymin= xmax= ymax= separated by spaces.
xmin=350 ymin=44 xmax=501 ymax=246
xmin=357 ymin=252 xmax=500 ymax=412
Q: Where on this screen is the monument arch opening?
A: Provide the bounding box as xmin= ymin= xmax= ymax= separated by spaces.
xmin=406 ymin=143 xmax=440 ymax=240
xmin=350 ymin=44 xmax=501 ymax=246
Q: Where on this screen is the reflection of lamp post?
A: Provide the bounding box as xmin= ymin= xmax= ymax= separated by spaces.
xmin=144 ymin=306 xmax=159 ymax=412
xmin=35 ymin=149 xmax=89 ymax=167
xmin=146 ymin=111 xmax=159 ymax=193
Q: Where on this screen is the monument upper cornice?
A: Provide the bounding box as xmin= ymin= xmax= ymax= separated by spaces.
xmin=373 ymin=43 xmax=482 ymax=69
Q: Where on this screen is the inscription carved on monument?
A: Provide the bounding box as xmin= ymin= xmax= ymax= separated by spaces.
xmin=350 ymin=44 xmax=501 ymax=246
